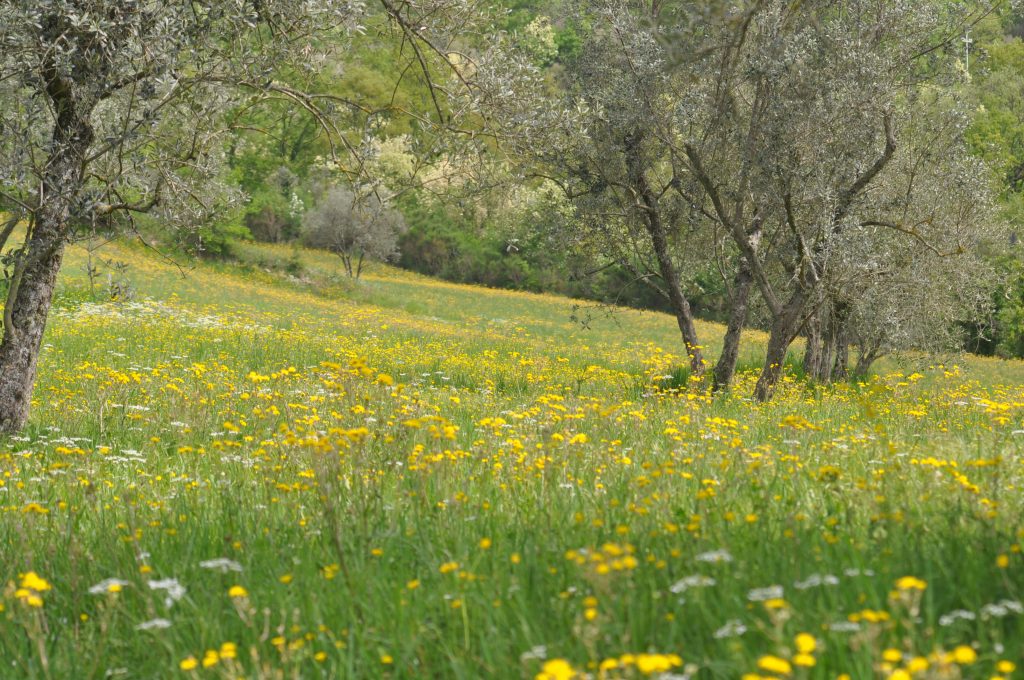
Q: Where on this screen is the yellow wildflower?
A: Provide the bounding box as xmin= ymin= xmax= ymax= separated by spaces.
xmin=794 ymin=633 xmax=816 ymax=654
xmin=894 ymin=576 xmax=927 ymax=591
xmin=757 ymin=655 xmax=792 ymax=675
xmin=951 ymin=646 xmax=977 ymax=664
xmin=536 ymin=659 xmax=576 ymax=680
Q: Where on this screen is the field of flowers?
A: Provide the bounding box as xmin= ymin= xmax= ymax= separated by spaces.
xmin=2 ymin=237 xmax=1023 ymax=679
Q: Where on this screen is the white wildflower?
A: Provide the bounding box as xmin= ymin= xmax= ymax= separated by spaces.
xmin=747 ymin=585 xmax=784 ymax=602
xmin=713 ymin=620 xmax=747 ymax=639
xmin=199 ymin=558 xmax=243 ymax=573
xmin=88 ymin=578 xmax=131 ymax=595
xmin=794 ymin=574 xmax=839 ymax=590
xmin=939 ymin=610 xmax=976 ymax=626
xmin=695 ymin=549 xmax=732 ymax=564
xmin=135 ymin=618 xmax=173 ymax=631
xmin=669 ymin=574 xmax=716 ymax=594
xmin=148 ymin=578 xmax=187 ymax=607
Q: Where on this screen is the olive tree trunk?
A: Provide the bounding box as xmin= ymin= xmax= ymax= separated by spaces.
xmin=826 ymin=300 xmax=850 ymax=381
xmin=0 ymin=108 xmax=92 ymax=433
xmin=712 ymin=260 xmax=753 ymax=391
xmin=806 ymin=299 xmax=851 ymax=383
xmin=802 ymin=308 xmax=823 ymax=379
xmin=625 ymin=133 xmax=705 ymax=378
xmin=646 ymin=217 xmax=705 ymax=378
xmin=754 ymin=287 xmax=807 ymax=401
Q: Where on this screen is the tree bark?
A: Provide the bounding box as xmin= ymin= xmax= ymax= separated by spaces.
xmin=853 ymin=353 xmax=875 ymax=378
xmin=625 ymin=133 xmax=705 ymax=377
xmin=0 ymin=93 xmax=93 ymax=433
xmin=802 ymin=309 xmax=822 ymax=380
xmin=712 ymin=260 xmax=753 ymax=391
xmin=806 ymin=298 xmax=851 ymax=383
xmin=827 ymin=300 xmax=850 ymax=381
xmin=754 ymin=287 xmax=806 ymax=401
xmin=0 ymin=238 xmax=68 ymax=433
xmin=816 ymin=321 xmax=834 ymax=381
xmin=647 ymin=218 xmax=705 ymax=377
xmin=852 ymin=337 xmax=881 ymax=378
xmin=832 ymin=335 xmax=849 ymax=380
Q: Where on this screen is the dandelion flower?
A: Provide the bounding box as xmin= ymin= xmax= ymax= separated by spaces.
xmin=757 ymin=655 xmax=792 ymax=675
xmin=794 ymin=633 xmax=816 ymax=654
xmin=536 ymin=658 xmax=576 ymax=680
xmin=951 ymin=645 xmax=977 ymax=664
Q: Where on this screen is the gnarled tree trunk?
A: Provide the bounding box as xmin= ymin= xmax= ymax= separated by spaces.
xmin=0 ymin=101 xmax=92 ymax=433
xmin=802 ymin=308 xmax=823 ymax=379
xmin=825 ymin=300 xmax=850 ymax=381
xmin=0 ymin=234 xmax=68 ymax=433
xmin=754 ymin=287 xmax=807 ymax=401
xmin=712 ymin=260 xmax=753 ymax=391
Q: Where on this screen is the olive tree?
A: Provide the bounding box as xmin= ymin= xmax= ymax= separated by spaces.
xmin=470 ymin=4 xmax=718 ymax=380
xmin=0 ymin=0 xmax=469 ymax=433
xmin=474 ymin=0 xmax=1003 ymax=398
xmin=671 ymin=0 xmax=1003 ymax=399
xmin=301 ymin=186 xmax=406 ymax=278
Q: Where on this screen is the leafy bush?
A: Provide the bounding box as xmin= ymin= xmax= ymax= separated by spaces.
xmin=244 ymin=203 xmax=300 ymax=244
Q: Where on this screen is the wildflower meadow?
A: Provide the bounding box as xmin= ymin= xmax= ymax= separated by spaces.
xmin=2 ymin=238 xmax=1023 ymax=679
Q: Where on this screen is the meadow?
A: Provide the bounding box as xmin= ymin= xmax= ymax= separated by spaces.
xmin=1 ymin=237 xmax=1023 ymax=679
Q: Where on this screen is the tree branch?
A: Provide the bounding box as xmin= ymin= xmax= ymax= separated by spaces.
xmin=860 ymin=219 xmax=964 ymax=257
xmin=832 ymin=113 xmax=896 ymax=226
xmin=684 ymin=142 xmax=781 ymax=315
xmin=0 ymin=213 xmax=22 ymax=254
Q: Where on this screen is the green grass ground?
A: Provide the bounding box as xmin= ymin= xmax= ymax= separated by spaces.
xmin=1 ymin=236 xmax=1023 ymax=679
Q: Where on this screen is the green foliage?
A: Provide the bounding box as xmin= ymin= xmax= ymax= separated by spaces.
xmin=965 ymin=24 xmax=1024 ymax=357
xmin=554 ymin=24 xmax=583 ymax=61
xmin=242 ymin=187 xmax=302 ymax=244
xmin=990 ymin=250 xmax=1024 ymax=358
xmin=395 ymin=194 xmax=730 ymax=314
xmin=967 ymin=37 xmax=1024 ymax=194
xmin=398 ymin=199 xmax=541 ymax=290
xmin=182 ymin=221 xmax=253 ymax=260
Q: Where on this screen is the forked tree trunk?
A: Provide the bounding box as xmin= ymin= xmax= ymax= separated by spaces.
xmin=754 ymin=287 xmax=807 ymax=401
xmin=0 ymin=106 xmax=92 ymax=433
xmin=802 ymin=299 xmax=851 ymax=384
xmin=712 ymin=261 xmax=753 ymax=391
xmin=852 ymin=337 xmax=881 ymax=378
xmin=339 ymin=252 xmax=353 ymax=277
